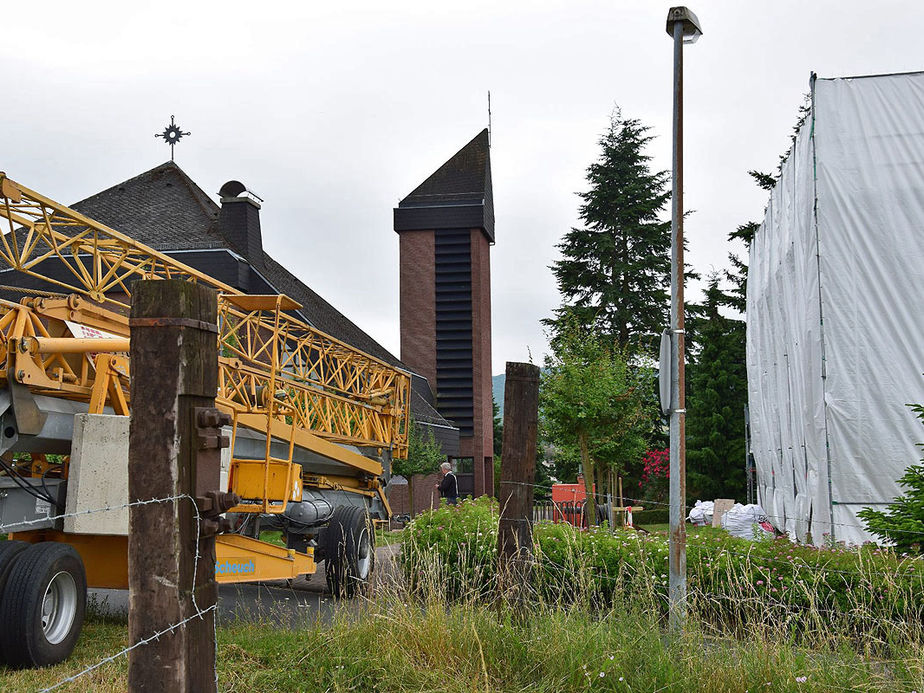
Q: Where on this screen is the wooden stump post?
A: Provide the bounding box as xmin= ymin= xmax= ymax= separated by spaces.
xmin=128 ymin=280 xmax=219 ymax=691
xmin=497 ymin=362 xmax=540 ymax=602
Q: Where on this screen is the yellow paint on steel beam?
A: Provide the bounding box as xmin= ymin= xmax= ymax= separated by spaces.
xmin=11 ymin=530 xmax=129 ymax=589
xmin=0 ymin=172 xmax=407 ymax=522
xmin=215 ymin=534 xmax=314 ymax=583
xmin=233 ymin=411 xmax=383 ymax=476
xmin=9 ymin=531 xmax=318 ymax=588
xmin=29 ymin=336 xmax=130 ymax=353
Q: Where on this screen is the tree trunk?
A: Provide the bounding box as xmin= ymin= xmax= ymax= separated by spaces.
xmin=577 ymin=430 xmax=597 ymax=526
xmin=594 ymin=464 xmax=606 ymax=523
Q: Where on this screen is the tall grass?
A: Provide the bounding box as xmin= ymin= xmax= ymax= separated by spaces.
xmin=5 ymin=497 xmax=924 ymax=691
xmin=400 ymin=496 xmax=924 ymax=682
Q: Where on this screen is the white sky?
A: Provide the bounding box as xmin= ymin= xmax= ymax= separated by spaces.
xmin=1 ymin=0 xmax=919 ymax=374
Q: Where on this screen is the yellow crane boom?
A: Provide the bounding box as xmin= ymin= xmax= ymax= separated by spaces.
xmin=0 ymin=171 xmax=409 ymax=509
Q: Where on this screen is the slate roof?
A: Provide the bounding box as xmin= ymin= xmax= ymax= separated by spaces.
xmin=394 ymin=129 xmax=495 ymax=242
xmin=71 ymin=162 xmax=225 ymax=251
xmin=17 ymin=161 xmax=455 ymax=431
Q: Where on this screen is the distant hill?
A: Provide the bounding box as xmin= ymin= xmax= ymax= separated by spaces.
xmin=493 ymin=368 xmax=546 ymax=418
xmin=492 ymin=373 xmax=505 ymax=417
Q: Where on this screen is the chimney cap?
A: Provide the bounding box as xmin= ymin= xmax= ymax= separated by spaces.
xmin=219 ymin=179 xmax=264 ymax=204
xmin=219 ymin=180 xmax=246 ymax=197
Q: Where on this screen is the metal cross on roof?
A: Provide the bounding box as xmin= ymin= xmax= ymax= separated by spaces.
xmin=155 ymin=115 xmax=190 ymax=161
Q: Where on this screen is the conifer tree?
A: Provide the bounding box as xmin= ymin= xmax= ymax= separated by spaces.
xmin=721 ymin=170 xmax=775 ymax=313
xmin=546 ymin=109 xmax=671 ymax=350
xmin=859 ymin=405 xmax=924 ymax=553
xmin=686 ymin=274 xmax=747 ymax=501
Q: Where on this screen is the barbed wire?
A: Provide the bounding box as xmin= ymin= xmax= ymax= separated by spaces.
xmin=1 ymin=493 xmax=221 ymax=692
xmin=39 ymin=604 xmax=218 ymax=693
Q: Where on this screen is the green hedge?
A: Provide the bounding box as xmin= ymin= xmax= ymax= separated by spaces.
xmin=401 ymin=497 xmax=924 ymax=640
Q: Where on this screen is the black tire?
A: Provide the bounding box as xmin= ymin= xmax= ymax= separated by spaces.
xmin=323 ymin=505 xmax=374 ymax=598
xmin=0 ymin=540 xmax=30 ymax=592
xmin=0 ymin=542 xmax=87 ymax=668
xmin=0 ymin=541 xmax=31 ymax=665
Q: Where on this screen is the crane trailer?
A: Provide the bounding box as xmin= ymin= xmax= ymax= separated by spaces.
xmin=0 ymin=171 xmax=409 ymax=667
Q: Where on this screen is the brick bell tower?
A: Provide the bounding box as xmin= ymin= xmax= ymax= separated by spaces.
xmin=394 ymin=129 xmax=495 ymax=497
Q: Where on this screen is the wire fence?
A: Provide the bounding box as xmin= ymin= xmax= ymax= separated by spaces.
xmin=0 ymin=494 xmax=218 ymax=692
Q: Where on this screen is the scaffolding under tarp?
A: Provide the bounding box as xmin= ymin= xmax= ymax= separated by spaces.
xmin=747 ymin=71 xmax=924 ymax=545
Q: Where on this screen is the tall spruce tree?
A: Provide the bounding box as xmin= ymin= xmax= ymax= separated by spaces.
xmin=546 ymin=109 xmax=671 ymax=350
xmin=686 ymin=169 xmax=773 ymax=503
xmin=686 ymin=274 xmax=748 ymax=501
xmin=722 ymin=170 xmax=776 ymax=313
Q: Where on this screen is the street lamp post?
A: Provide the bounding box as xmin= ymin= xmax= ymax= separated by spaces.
xmin=665 ymin=5 xmax=702 ymax=632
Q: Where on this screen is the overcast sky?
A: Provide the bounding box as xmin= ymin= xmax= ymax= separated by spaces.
xmin=1 ymin=1 xmax=919 ymax=374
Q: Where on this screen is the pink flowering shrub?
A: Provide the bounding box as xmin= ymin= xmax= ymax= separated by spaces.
xmin=638 ymin=449 xmax=669 ymax=503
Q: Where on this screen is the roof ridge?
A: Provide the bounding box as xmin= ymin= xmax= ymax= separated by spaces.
xmin=71 ymin=161 xmax=218 ymax=222
xmin=71 ymin=161 xmax=177 ymax=206
xmin=170 ymin=165 xmax=220 ymax=220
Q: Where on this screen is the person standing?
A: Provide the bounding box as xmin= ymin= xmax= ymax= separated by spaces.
xmin=436 ymin=461 xmax=459 ymax=505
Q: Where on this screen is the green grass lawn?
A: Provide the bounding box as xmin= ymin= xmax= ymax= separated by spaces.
xmin=4 ymin=600 xmax=921 ymax=692
xmin=375 ymin=527 xmax=403 ymax=546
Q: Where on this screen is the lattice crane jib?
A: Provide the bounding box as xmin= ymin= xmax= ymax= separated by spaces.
xmin=0 ymin=172 xmax=409 ymax=511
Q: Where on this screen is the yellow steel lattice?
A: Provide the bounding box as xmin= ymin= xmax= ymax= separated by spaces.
xmin=0 ymin=173 xmax=409 ymax=459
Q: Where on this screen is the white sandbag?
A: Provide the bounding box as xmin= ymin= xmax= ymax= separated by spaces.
xmin=687 ymin=500 xmax=714 ymax=526
xmin=721 ymin=503 xmax=774 ymax=540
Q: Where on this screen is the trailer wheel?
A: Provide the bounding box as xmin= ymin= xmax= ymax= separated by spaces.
xmin=0 ymin=541 xmax=31 ymax=665
xmin=324 ymin=505 xmax=374 ymax=598
xmin=0 ymin=542 xmax=87 ymax=668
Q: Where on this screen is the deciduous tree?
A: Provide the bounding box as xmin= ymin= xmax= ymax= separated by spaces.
xmin=540 ymin=321 xmax=649 ymax=522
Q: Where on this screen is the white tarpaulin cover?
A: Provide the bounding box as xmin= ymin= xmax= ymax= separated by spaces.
xmin=747 ymin=72 xmax=924 ymax=546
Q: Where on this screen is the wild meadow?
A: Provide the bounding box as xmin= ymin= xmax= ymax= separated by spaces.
xmin=6 ymin=496 xmax=923 ymax=692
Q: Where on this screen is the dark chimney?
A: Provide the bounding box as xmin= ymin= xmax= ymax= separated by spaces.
xmin=218 ymin=180 xmax=264 ymax=269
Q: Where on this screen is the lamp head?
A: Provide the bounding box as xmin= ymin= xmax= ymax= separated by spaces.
xmin=666 ymin=6 xmax=703 ymax=44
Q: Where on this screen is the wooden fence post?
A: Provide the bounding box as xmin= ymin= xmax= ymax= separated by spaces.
xmin=497 ymin=362 xmax=540 ymax=602
xmin=128 ymin=280 xmax=219 ymax=691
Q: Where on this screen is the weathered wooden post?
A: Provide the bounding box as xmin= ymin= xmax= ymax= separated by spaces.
xmin=497 ymin=362 xmax=540 ymax=602
xmin=128 ymin=280 xmax=220 ymax=691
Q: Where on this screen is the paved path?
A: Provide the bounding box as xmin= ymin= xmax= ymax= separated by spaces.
xmin=88 ymin=543 xmax=401 ymax=628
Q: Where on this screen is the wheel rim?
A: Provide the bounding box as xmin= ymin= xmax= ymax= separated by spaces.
xmin=355 ymin=528 xmax=372 ymax=580
xmin=41 ymin=571 xmax=78 ymax=645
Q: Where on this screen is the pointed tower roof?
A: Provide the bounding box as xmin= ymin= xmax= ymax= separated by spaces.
xmin=394 ymin=129 xmax=494 ymax=242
